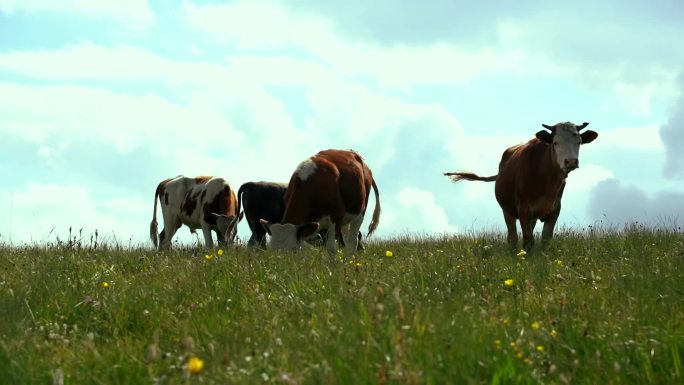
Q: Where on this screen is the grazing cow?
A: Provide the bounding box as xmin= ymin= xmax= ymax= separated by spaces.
xmin=233 ymin=181 xmax=289 ymax=247
xmin=260 ymin=149 xmax=380 ymax=256
xmin=444 ymin=122 xmax=598 ymax=252
xmin=150 ymin=175 xmax=242 ymax=250
xmin=233 ymin=181 xmax=365 ymax=249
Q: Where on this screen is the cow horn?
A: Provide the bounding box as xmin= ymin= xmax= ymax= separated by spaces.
xmin=542 ymin=123 xmax=555 ymax=131
xmin=577 ymin=122 xmax=589 ymax=130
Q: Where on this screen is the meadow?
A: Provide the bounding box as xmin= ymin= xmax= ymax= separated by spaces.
xmin=0 ymin=226 xmax=682 ymax=384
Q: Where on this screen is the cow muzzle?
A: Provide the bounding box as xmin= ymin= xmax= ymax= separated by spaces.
xmin=564 ymin=158 xmax=579 ymax=172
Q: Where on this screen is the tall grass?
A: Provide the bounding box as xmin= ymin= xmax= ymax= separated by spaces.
xmin=0 ymin=228 xmax=682 ymax=384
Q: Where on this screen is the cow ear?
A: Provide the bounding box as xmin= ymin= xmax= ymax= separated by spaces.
xmin=535 ymin=130 xmax=553 ymax=143
xmin=580 ymin=130 xmax=598 ymax=144
xmin=260 ymin=219 xmax=272 ymax=235
xmin=296 ymin=222 xmax=319 ymax=240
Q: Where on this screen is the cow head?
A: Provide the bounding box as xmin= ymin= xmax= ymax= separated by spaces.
xmin=209 ymin=211 xmax=243 ymax=245
xmin=259 ymin=219 xmax=319 ymax=251
xmin=536 ymin=121 xmax=598 ymax=174
xmin=222 ymin=211 xmax=245 ymax=244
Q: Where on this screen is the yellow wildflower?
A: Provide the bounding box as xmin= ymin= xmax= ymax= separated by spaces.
xmin=187 ymin=356 xmax=204 ymax=374
xmin=531 ymin=321 xmax=541 ymax=330
xmin=385 ymin=250 xmax=393 ymax=257
xmin=355 ymin=262 xmax=363 ymax=267
xmin=217 ymin=249 xmax=224 ymax=256
xmin=516 ymin=249 xmax=527 ymax=257
xmin=524 ymin=357 xmax=532 ymax=365
xmin=550 ymin=330 xmax=558 ymax=338
xmin=509 ymin=341 xmax=517 ymax=348
xmin=100 ymin=281 xmax=109 ymax=288
xmin=516 ymin=351 xmax=524 ymax=359
xmin=494 ymin=340 xmax=501 ymax=347
xmin=504 ymin=279 xmax=514 ymax=287
xmin=536 ymin=345 xmax=544 ymax=352
xmin=204 ymin=254 xmax=213 ymax=260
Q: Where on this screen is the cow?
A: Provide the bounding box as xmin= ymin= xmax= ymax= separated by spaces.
xmin=232 ymin=181 xmax=289 ymax=247
xmin=234 ymin=181 xmax=365 ymax=249
xmin=259 ymin=149 xmax=380 ymax=257
xmin=444 ymin=122 xmax=598 ymax=252
xmin=150 ymin=175 xmax=242 ymax=250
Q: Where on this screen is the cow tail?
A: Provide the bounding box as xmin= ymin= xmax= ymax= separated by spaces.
xmin=443 ymin=172 xmax=497 ymax=182
xmin=228 ymin=182 xmax=249 ymax=234
xmin=367 ymin=178 xmax=381 ymax=236
xmin=235 ymin=182 xmax=251 ymax=221
xmin=150 ymin=183 xmax=161 ymax=248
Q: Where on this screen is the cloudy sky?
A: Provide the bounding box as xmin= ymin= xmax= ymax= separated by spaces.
xmin=1 ymin=1 xmax=683 ymax=245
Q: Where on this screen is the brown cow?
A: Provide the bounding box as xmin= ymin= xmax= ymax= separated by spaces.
xmin=260 ymin=149 xmax=381 ymax=256
xmin=444 ymin=122 xmax=598 ymax=251
xmin=150 ymin=175 xmax=242 ymax=250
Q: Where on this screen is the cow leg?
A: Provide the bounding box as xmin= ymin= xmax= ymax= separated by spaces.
xmin=503 ymin=212 xmax=518 ymax=250
xmin=542 ymin=207 xmax=560 ymax=244
xmin=215 ymin=229 xmax=227 ymax=248
xmin=519 ymin=214 xmax=537 ymax=253
xmin=200 ymin=225 xmax=214 ymax=249
xmin=542 ymin=183 xmax=565 ymax=244
xmin=343 ymin=214 xmax=364 ymax=258
xmin=158 ymin=229 xmax=166 ymax=250
xmin=325 ymin=222 xmax=338 ymax=255
xmin=247 ymin=234 xmax=258 ymax=247
xmin=160 ymin=218 xmax=179 ymax=250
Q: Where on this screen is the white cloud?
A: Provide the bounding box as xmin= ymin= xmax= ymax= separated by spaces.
xmin=598 ymin=124 xmax=664 ymax=152
xmin=389 ymin=187 xmax=457 ymax=235
xmin=0 ymin=44 xmax=170 ymax=81
xmin=565 ymin=165 xmax=615 ymax=194
xmin=182 ymin=1 xmax=566 ymax=89
xmin=0 ymin=82 xmax=245 ymax=154
xmin=0 ymin=181 xmax=149 ymax=245
xmin=0 ymin=0 xmax=154 ymax=25
xmin=182 ymin=0 xmax=681 ymax=113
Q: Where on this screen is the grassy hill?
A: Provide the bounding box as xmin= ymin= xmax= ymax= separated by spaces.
xmin=1 ymin=228 xmax=683 ymax=384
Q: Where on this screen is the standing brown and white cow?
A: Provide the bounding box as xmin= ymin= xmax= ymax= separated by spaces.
xmin=150 ymin=175 xmax=242 ymax=250
xmin=444 ymin=122 xmax=598 ymax=252
xmin=260 ymin=149 xmax=381 ymax=257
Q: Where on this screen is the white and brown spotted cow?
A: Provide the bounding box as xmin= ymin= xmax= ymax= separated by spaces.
xmin=150 ymin=175 xmax=242 ymax=250
xmin=260 ymin=149 xmax=381 ymax=257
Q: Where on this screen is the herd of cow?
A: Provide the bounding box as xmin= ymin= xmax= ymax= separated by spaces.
xmin=150 ymin=121 xmax=598 ymax=255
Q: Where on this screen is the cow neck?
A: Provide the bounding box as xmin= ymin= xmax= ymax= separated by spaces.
xmin=541 ymin=140 xmax=567 ymax=189
xmin=280 ymin=183 xmax=310 ymax=226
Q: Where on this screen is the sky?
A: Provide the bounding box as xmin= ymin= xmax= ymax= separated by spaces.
xmin=1 ymin=0 xmax=683 ymax=246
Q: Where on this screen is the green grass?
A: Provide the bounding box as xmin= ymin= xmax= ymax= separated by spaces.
xmin=1 ymin=228 xmax=683 ymax=384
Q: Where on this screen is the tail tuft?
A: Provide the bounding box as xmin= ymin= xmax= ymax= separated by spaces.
xmin=444 ymin=171 xmax=497 ymax=183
